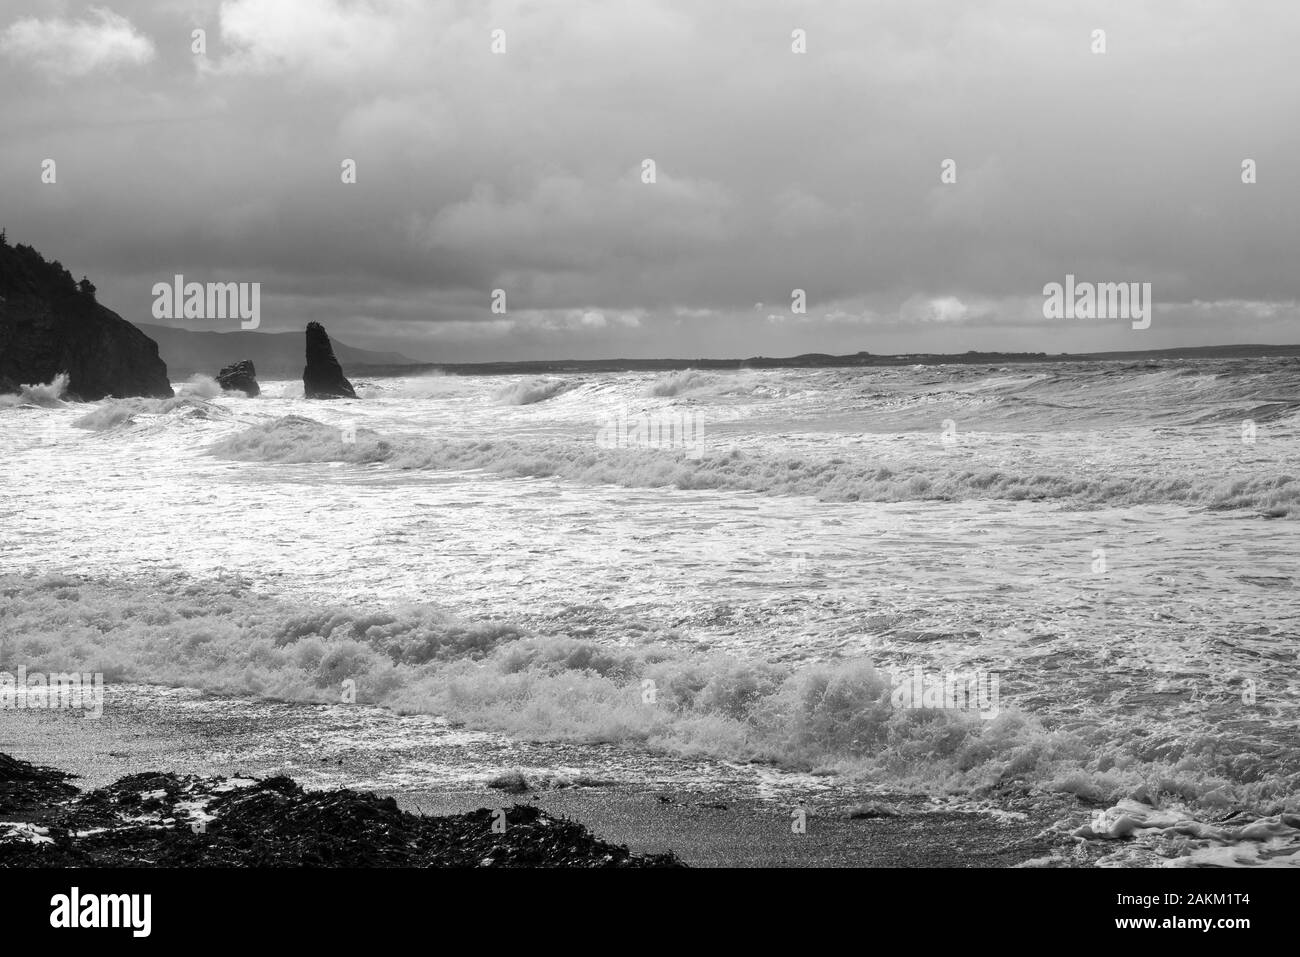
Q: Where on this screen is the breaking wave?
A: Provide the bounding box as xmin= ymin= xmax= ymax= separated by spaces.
xmin=493 ymin=377 xmax=572 ymax=405
xmin=0 ymin=373 xmax=70 ymax=409
xmin=646 ymin=370 xmax=717 ymax=397
xmin=177 ymin=374 xmax=224 ymax=398
xmin=6 ymin=570 xmax=1298 ymax=816
xmin=208 ymin=415 xmax=1300 ymax=517
xmin=3 ymin=570 xmax=1296 ymax=829
xmin=73 ymin=396 xmax=218 ymax=431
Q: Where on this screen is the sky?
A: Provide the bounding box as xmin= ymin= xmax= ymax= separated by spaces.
xmin=1 ymin=0 xmax=1298 ymax=362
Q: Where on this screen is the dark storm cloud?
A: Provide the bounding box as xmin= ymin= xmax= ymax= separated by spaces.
xmin=2 ymin=0 xmax=1297 ymax=360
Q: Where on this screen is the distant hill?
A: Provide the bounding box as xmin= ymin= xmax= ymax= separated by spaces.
xmin=134 ymin=323 xmax=420 ymax=380
xmin=1075 ymin=344 xmax=1300 ymax=360
xmin=0 ymin=235 xmax=172 ymax=399
xmin=354 ymin=344 xmax=1300 ymax=378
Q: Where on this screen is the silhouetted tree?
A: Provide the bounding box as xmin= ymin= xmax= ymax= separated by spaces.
xmin=78 ymin=276 xmax=97 ymax=300
xmin=50 ymin=260 xmax=76 ymax=291
xmin=0 ymin=227 xmax=7 ymax=247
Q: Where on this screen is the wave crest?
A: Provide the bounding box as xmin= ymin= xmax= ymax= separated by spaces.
xmin=0 ymin=373 xmax=70 ymax=409
xmin=494 ymin=377 xmax=571 ymax=405
xmin=0 ymin=572 xmax=1071 ymax=791
xmin=72 ymin=396 xmax=217 ymax=431
xmin=209 ymin=415 xmax=1300 ymax=517
xmin=177 ymin=374 xmax=224 ymax=398
xmin=646 ymin=370 xmax=716 ymax=397
xmin=4 ymin=571 xmax=1294 ymax=817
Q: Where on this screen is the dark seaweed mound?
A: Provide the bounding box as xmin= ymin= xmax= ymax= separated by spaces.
xmin=0 ymin=753 xmax=682 ymax=868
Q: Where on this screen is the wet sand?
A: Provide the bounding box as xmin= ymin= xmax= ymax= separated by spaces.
xmin=383 ymin=787 xmax=1066 ymax=867
xmin=0 ymin=691 xmax=1077 ymax=868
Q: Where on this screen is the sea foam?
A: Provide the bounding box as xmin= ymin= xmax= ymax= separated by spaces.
xmin=3 ymin=570 xmax=1295 ymax=821
xmin=208 ymin=415 xmax=1300 ymax=517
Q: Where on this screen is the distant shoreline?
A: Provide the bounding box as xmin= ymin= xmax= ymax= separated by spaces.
xmin=135 ymin=316 xmax=1300 ymax=380
xmin=347 ymin=343 xmax=1300 ymax=378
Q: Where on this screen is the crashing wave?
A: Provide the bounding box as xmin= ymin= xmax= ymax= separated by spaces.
xmin=646 ymin=370 xmax=717 ymax=397
xmin=208 ymin=415 xmax=1300 ymax=517
xmin=0 ymin=373 xmax=70 ymax=409
xmin=494 ymin=377 xmax=572 ymax=405
xmin=4 ymin=570 xmax=1297 ymax=828
xmin=73 ymin=396 xmax=220 ymax=431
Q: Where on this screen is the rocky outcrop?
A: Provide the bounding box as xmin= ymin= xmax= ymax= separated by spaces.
xmin=217 ymin=359 xmax=259 ymax=397
xmin=0 ymin=751 xmax=684 ymax=867
xmin=303 ymin=321 xmax=356 ymax=399
xmin=0 ymin=238 xmax=173 ymax=400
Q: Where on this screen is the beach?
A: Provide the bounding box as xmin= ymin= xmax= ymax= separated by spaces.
xmin=0 ymin=696 xmax=1072 ymax=867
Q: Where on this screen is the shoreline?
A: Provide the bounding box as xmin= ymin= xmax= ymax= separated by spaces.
xmin=0 ymin=691 xmax=1081 ymax=868
xmin=379 ymin=786 xmax=1071 ymax=868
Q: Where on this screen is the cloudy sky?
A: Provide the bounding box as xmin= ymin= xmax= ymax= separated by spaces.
xmin=2 ymin=0 xmax=1298 ymax=362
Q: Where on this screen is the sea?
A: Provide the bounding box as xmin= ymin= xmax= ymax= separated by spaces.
xmin=1 ymin=358 xmax=1297 ymax=866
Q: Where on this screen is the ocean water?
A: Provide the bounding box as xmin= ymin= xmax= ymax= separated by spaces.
xmin=1 ymin=359 xmax=1298 ymax=866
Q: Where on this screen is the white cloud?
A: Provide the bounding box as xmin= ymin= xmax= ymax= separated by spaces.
xmin=901 ymin=295 xmax=975 ymax=325
xmin=0 ymin=8 xmax=155 ymax=79
xmin=215 ymin=0 xmax=406 ymax=78
xmin=514 ymin=308 xmax=644 ymax=333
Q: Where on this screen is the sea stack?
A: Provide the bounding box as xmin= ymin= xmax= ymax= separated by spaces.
xmin=303 ymin=321 xmax=356 ymax=399
xmin=0 ymin=237 xmax=173 ymax=400
xmin=216 ymin=359 xmax=260 ymax=397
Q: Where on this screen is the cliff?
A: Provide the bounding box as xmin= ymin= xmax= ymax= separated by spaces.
xmin=0 ymin=236 xmax=172 ymax=400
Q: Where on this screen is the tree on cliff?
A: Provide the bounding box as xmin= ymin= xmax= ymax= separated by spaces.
xmin=48 ymin=260 xmax=77 ymax=294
